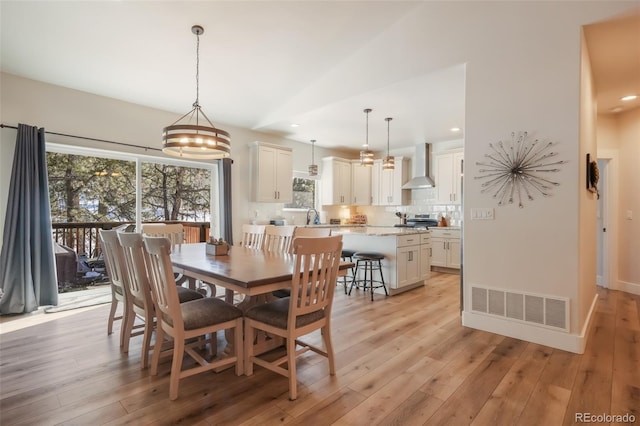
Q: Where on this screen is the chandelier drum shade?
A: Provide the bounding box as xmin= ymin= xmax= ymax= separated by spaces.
xmin=162 ymin=25 xmax=231 ymax=160
xmin=383 ymin=117 xmax=395 ymax=170
xmin=308 ymin=139 xmax=318 ymax=176
xmin=360 ymin=108 xmax=374 ymax=166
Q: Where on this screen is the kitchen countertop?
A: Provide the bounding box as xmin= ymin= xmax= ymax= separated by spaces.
xmin=330 ymin=226 xmax=431 ymax=236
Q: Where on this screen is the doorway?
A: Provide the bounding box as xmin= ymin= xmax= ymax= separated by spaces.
xmin=596 ymin=158 xmax=609 ymax=288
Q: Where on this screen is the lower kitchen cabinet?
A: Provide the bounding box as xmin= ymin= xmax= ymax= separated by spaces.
xmin=430 ymin=228 xmax=461 ymax=269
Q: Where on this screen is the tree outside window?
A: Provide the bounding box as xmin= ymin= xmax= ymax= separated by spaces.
xmin=284 ymin=176 xmax=316 ymax=210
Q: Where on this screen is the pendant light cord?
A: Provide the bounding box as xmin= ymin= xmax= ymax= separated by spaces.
xmin=194 ymin=31 xmax=200 ymax=109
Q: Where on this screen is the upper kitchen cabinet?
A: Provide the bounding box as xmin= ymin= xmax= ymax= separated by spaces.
xmin=321 ymin=157 xmax=352 ymax=205
xmin=250 ymin=142 xmax=293 ymax=203
xmin=434 ymin=150 xmax=464 ymax=205
xmin=350 ymin=160 xmax=371 ymax=206
xmin=372 ymin=157 xmax=410 ymax=206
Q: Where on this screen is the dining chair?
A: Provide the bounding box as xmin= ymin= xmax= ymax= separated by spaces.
xmin=141 ymin=223 xmax=185 ymax=250
xmin=289 ymin=226 xmax=331 ymax=253
xmin=244 ymin=235 xmax=343 ymax=400
xmin=240 ymin=224 xmax=266 ymax=249
xmin=99 ymin=229 xmax=138 ymax=354
xmin=118 ymin=232 xmax=204 ymax=369
xmin=263 ymin=225 xmax=295 ymax=253
xmin=143 ymin=235 xmax=244 ymax=400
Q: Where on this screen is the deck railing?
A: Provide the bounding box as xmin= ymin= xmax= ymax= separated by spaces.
xmin=52 ymin=221 xmax=210 ymax=258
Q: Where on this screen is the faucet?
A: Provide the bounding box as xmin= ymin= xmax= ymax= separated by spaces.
xmin=306 ymin=209 xmax=320 ymax=225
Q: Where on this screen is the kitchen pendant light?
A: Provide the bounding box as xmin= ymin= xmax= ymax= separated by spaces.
xmin=360 ymin=108 xmax=374 ymax=166
xmin=308 ymin=139 xmax=318 ymax=176
xmin=162 ymin=25 xmax=231 ymax=159
xmin=383 ymin=117 xmax=395 ymax=170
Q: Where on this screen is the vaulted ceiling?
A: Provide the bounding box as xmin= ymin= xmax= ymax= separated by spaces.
xmin=1 ymin=2 xmax=638 ymax=151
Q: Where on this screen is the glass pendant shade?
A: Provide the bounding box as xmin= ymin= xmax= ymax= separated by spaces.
xmin=360 ymin=108 xmax=374 ymax=166
xmin=162 ymin=25 xmax=231 ymax=159
xmin=308 ymin=139 xmax=318 ymax=176
xmin=383 ymin=117 xmax=395 ymax=170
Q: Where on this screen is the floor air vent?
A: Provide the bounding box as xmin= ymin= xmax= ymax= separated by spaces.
xmin=471 ymin=286 xmax=569 ymax=332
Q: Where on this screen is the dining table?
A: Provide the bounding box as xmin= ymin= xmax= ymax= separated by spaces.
xmin=170 ymin=242 xmax=354 ymax=360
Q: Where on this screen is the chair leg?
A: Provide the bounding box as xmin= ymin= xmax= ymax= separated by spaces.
xmin=141 ymin=319 xmax=153 ymax=369
xmin=121 ymin=309 xmax=135 ymax=353
xmin=322 ymin=324 xmax=336 ymax=375
xmin=244 ymin=321 xmax=254 ymax=376
xmin=108 ymin=297 xmax=118 ymax=335
xmin=287 ymin=337 xmax=298 ymax=401
xmin=150 ymin=326 xmax=164 ymax=376
xmin=169 ymin=339 xmax=185 ymax=400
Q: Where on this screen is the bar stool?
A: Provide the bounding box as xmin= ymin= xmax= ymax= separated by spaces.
xmin=348 ymin=252 xmax=388 ymax=301
xmin=340 ymin=249 xmax=356 ymax=294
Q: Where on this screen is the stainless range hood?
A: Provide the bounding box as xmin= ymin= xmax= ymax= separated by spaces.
xmin=402 ymin=143 xmax=436 ymax=189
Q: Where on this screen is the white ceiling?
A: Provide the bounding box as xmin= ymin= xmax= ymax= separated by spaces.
xmin=1 ymin=2 xmax=638 ymax=152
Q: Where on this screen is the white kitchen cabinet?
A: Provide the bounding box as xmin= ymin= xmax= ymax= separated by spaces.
xmin=251 ymin=142 xmax=293 ymax=203
xmin=430 ymin=228 xmax=461 ymax=269
xmin=372 ymin=157 xmax=410 ymax=206
xmin=434 ymin=151 xmax=463 ymax=204
xmin=396 ymin=233 xmax=431 ymax=288
xmin=321 ymin=157 xmax=352 ymax=205
xmin=350 ymin=160 xmax=371 ymax=206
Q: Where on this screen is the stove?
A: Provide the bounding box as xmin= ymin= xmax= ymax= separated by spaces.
xmin=394 ymin=214 xmax=439 ymax=228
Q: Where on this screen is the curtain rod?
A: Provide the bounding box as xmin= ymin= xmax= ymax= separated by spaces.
xmin=0 ymin=123 xmax=162 ymax=152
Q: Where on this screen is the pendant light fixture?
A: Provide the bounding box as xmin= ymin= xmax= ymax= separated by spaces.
xmin=162 ymin=25 xmax=231 ymax=159
xmin=382 ymin=117 xmax=395 ymax=170
xmin=308 ymin=139 xmax=318 ymax=176
xmin=360 ymin=108 xmax=374 ymax=166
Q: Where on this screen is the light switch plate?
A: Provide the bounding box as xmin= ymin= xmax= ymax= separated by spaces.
xmin=471 ymin=208 xmax=495 ymax=220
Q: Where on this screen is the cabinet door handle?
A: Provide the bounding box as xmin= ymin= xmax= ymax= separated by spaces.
xmin=430 ymin=247 xmax=432 ymax=257
xmin=409 ymin=251 xmax=413 ymax=261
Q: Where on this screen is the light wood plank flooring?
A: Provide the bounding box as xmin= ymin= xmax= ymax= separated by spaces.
xmin=1 ymin=273 xmax=638 ymax=425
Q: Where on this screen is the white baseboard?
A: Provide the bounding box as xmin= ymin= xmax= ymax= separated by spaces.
xmin=462 ymin=293 xmax=599 ymax=354
xmin=617 ymin=280 xmax=640 ymax=296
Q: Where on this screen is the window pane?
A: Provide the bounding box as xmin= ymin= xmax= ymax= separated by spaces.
xmin=47 ymin=152 xmax=136 ymax=222
xmin=141 ymin=162 xmax=211 ymax=222
xmin=285 ymin=177 xmax=316 ymax=210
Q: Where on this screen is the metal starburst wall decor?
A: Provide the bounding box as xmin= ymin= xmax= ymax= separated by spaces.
xmin=475 ymin=131 xmax=566 ymax=208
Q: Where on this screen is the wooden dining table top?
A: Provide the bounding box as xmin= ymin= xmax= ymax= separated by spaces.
xmin=170 ymin=243 xmax=353 ymax=292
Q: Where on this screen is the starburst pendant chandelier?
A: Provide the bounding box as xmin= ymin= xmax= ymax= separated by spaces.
xmin=162 ymin=25 xmax=231 ymax=159
xmin=360 ymin=108 xmax=374 ymax=166
xmin=383 ymin=117 xmax=395 ymax=170
xmin=308 ymin=139 xmax=318 ymax=176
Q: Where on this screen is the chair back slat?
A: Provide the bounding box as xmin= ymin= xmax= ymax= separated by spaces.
xmin=241 ymin=224 xmax=266 ymax=249
xmin=263 ymin=225 xmax=295 ymax=253
xmin=118 ymin=232 xmax=154 ymax=311
xmin=142 ymin=236 xmax=183 ymax=329
xmin=141 ymin=224 xmax=185 ymax=250
xmin=289 ymin=236 xmax=342 ymax=322
xmin=99 ymin=229 xmax=131 ymax=301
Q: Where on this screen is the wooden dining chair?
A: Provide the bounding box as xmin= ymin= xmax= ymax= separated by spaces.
xmin=240 ymin=224 xmax=266 ymax=249
xmin=142 ymin=235 xmax=244 ymax=400
xmin=118 ymin=232 xmax=204 ymax=369
xmin=99 ymin=229 xmax=138 ymax=354
xmin=263 ymin=225 xmax=295 ymax=253
xmin=141 ymin=223 xmax=185 ymax=250
xmin=244 ymin=235 xmax=343 ymax=400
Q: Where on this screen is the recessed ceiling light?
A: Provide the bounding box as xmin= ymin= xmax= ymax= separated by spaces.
xmin=610 ymin=106 xmax=624 ymax=113
xmin=620 ymin=94 xmax=638 ymax=102
xmin=450 ymin=127 xmax=461 ymax=132
xmin=290 ymin=123 xmax=300 ymax=127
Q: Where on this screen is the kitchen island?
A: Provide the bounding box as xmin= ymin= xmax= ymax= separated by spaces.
xmin=329 ymin=227 xmax=432 ymax=296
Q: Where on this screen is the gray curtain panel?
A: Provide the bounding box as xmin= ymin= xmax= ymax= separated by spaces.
xmin=220 ymin=158 xmax=233 ymax=244
xmin=0 ymin=124 xmax=58 ymax=314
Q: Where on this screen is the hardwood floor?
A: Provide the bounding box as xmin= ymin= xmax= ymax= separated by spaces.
xmin=1 ymin=273 xmax=638 ymax=425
